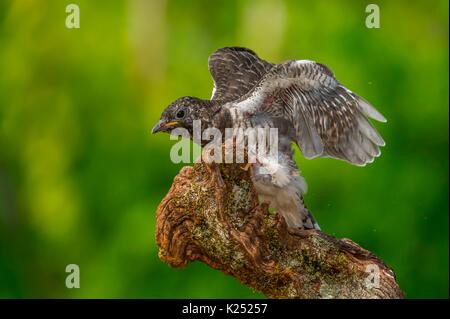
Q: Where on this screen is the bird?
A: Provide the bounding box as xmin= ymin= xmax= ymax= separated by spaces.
xmin=152 ymin=47 xmax=386 ymax=230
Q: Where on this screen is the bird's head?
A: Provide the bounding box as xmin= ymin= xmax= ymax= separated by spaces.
xmin=152 ymin=96 xmax=209 ymax=136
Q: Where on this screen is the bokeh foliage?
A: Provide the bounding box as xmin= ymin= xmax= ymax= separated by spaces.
xmin=0 ymin=0 xmax=448 ymax=298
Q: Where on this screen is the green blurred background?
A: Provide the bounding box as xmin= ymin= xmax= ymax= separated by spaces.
xmin=0 ymin=0 xmax=448 ymax=298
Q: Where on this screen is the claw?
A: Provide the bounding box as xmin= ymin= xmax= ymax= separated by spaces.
xmin=240 ymin=163 xmax=252 ymax=171
xmin=287 ymin=227 xmax=317 ymax=238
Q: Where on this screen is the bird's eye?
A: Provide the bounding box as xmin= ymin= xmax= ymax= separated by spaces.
xmin=176 ymin=109 xmax=186 ymax=119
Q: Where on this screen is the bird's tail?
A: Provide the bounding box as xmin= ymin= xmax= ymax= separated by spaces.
xmin=279 ymin=197 xmax=320 ymax=230
xmin=300 ymin=202 xmax=321 ymax=230
xmin=294 ymin=176 xmax=320 ymax=230
xmin=276 ymin=176 xmax=321 ymax=230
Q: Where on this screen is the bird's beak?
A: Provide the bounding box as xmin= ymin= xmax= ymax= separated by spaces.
xmin=151 ymin=120 xmax=179 ymax=134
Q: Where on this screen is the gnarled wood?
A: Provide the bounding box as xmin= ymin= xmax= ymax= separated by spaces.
xmin=155 ymin=150 xmax=403 ymax=299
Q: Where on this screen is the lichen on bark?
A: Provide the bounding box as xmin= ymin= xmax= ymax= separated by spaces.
xmin=155 ymin=149 xmax=403 ymax=299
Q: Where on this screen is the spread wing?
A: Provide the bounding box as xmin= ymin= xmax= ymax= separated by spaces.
xmin=235 ymin=60 xmax=387 ymax=166
xmin=208 ymin=47 xmax=273 ymax=102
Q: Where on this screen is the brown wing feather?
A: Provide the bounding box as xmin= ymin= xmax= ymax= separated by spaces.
xmin=208 ymin=47 xmax=273 ymax=102
xmin=235 ymin=60 xmax=386 ymax=166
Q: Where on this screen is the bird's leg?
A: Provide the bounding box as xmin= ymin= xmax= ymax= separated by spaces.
xmin=251 ymin=172 xmax=272 ymax=184
xmin=250 ymin=163 xmax=273 ymax=183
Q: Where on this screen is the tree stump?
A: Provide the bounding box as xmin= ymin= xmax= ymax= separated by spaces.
xmin=155 ymin=150 xmax=403 ymax=299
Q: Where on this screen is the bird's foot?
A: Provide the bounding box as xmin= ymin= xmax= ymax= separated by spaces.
xmin=240 ymin=163 xmax=253 ymax=171
xmin=287 ymin=227 xmax=319 ymax=238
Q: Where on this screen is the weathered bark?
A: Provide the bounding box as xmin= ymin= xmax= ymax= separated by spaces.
xmin=155 ymin=150 xmax=403 ymax=299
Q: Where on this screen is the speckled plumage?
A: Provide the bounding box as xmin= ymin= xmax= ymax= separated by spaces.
xmin=153 ymin=47 xmax=386 ymax=229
